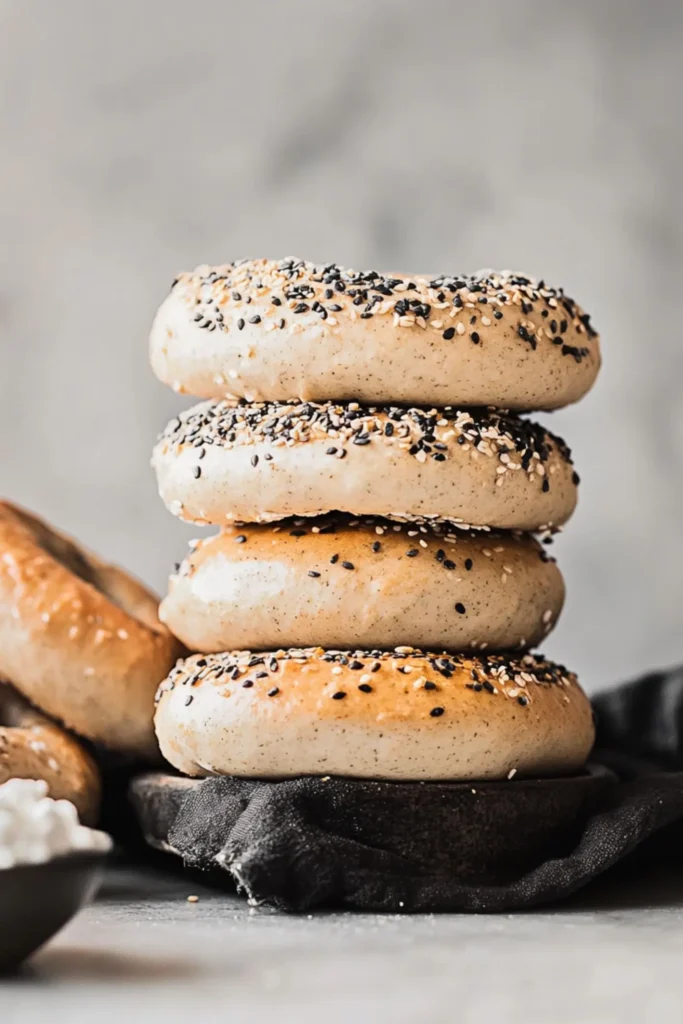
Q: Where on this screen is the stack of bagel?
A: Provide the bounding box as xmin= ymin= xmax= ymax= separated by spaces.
xmin=151 ymin=258 xmax=600 ymax=784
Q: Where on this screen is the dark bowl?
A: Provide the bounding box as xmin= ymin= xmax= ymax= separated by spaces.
xmin=0 ymin=852 xmax=107 ymax=973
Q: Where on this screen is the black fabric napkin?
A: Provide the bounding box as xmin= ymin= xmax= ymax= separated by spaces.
xmin=121 ymin=664 xmax=683 ymax=912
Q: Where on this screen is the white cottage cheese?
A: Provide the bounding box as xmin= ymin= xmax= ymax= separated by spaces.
xmin=0 ymin=779 xmax=111 ymax=869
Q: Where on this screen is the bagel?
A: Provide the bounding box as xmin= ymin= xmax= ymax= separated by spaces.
xmin=154 ymin=648 xmax=594 ymax=782
xmin=0 ymin=680 xmax=101 ymax=825
xmin=0 ymin=501 xmax=183 ymax=761
xmin=150 ymin=259 xmax=600 ymax=410
xmin=153 ymin=400 xmax=578 ymax=530
xmin=161 ymin=517 xmax=564 ymax=653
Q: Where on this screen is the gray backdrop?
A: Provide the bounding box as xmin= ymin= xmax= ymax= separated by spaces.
xmin=1 ymin=0 xmax=682 ymax=694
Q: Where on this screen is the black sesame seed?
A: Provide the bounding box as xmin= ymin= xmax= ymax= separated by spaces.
xmin=471 ymin=331 xmax=480 ymax=343
xmin=248 ymin=315 xmax=261 ymax=324
xmin=424 ymin=681 xmax=437 ymax=691
xmin=330 ymin=554 xmax=339 ymax=564
xmin=494 ymin=310 xmax=503 ymax=320
xmin=235 ymin=534 xmax=247 ymax=544
xmin=237 ymin=318 xmax=245 ymax=330
xmin=308 ymin=570 xmax=321 ymax=577
xmin=358 ymin=683 xmax=373 ymax=693
xmin=406 ymin=548 xmax=419 ymax=558
xmin=193 ymin=466 xmax=202 ymax=478
xmin=242 ymin=680 xmax=254 ymax=689
xmin=185 ymin=695 xmax=194 ymax=706
xmin=542 ymin=478 xmax=550 ymax=493
xmin=267 ymin=687 xmax=279 ymax=697
xmin=572 ymin=471 xmax=580 ymax=485
xmin=341 ymin=561 xmax=355 ymax=570
xmin=251 ymin=454 xmax=259 ymax=467
xmin=332 ymin=691 xmax=346 ymax=700
xmin=349 ymin=660 xmax=364 ymax=670
xmin=372 ymin=541 xmax=381 ymax=553
xmin=430 ymin=707 xmax=445 ymax=718
xmin=464 ymin=558 xmax=473 ymax=571
xmin=442 ymin=327 xmax=455 ymax=340
xmin=443 ymin=559 xmax=456 ymax=571
xmin=517 ymin=695 xmax=528 ymax=706
xmin=326 ymin=447 xmax=338 ymax=455
xmin=455 ymin=602 xmax=466 ymax=614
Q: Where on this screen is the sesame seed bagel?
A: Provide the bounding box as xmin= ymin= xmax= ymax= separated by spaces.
xmin=161 ymin=517 xmax=564 ymax=653
xmin=0 ymin=680 xmax=101 ymax=825
xmin=154 ymin=648 xmax=594 ymax=782
xmin=153 ymin=400 xmax=578 ymax=530
xmin=0 ymin=501 xmax=183 ymax=761
xmin=150 ymin=259 xmax=600 ymax=411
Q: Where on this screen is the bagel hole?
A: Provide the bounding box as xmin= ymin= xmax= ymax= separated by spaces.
xmin=0 ymin=680 xmax=34 ymax=728
xmin=31 ymin=519 xmax=100 ymax=589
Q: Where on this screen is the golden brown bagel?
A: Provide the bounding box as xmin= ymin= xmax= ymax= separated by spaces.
xmin=154 ymin=401 xmax=578 ymax=531
xmin=0 ymin=501 xmax=183 ymax=761
xmin=154 ymin=648 xmax=594 ymax=782
xmin=150 ymin=260 xmax=600 ymax=410
xmin=0 ymin=680 xmax=101 ymax=825
xmin=161 ymin=517 xmax=564 ymax=653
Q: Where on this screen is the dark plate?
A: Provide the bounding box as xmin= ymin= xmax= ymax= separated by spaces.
xmin=0 ymin=852 xmax=107 ymax=973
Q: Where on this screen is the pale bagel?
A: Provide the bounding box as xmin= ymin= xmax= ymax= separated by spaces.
xmin=150 ymin=259 xmax=600 ymax=410
xmin=153 ymin=400 xmax=578 ymax=530
xmin=161 ymin=517 xmax=564 ymax=653
xmin=154 ymin=648 xmax=594 ymax=782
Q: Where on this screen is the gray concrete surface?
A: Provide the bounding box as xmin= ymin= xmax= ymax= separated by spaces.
xmin=1 ymin=0 xmax=683 ymax=693
xmin=4 ymin=865 xmax=683 ymax=1023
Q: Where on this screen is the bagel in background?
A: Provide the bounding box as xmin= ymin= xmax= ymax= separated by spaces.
xmin=161 ymin=517 xmax=564 ymax=653
xmin=154 ymin=400 xmax=579 ymax=530
xmin=151 ymin=259 xmax=600 ymax=410
xmin=0 ymin=501 xmax=183 ymax=762
xmin=0 ymin=680 xmax=101 ymax=825
xmin=154 ymin=648 xmax=595 ymax=782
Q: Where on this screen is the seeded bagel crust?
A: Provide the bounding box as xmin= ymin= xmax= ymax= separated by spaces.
xmin=150 ymin=259 xmax=600 ymax=410
xmin=161 ymin=517 xmax=564 ymax=653
xmin=153 ymin=400 xmax=578 ymax=530
xmin=154 ymin=648 xmax=595 ymax=782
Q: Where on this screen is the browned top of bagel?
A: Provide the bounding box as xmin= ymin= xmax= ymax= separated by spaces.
xmin=0 ymin=679 xmax=101 ymax=824
xmin=0 ymin=501 xmax=183 ymax=761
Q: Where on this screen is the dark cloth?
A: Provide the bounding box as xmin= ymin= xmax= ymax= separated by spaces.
xmin=135 ymin=772 xmax=683 ymax=913
xmin=120 ymin=666 xmax=683 ymax=913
